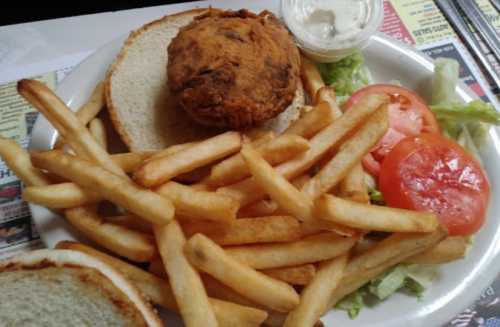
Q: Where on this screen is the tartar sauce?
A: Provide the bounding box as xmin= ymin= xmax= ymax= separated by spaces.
xmin=281 ymin=0 xmax=383 ymax=62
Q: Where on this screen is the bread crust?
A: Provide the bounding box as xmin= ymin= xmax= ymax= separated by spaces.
xmin=0 ymin=249 xmax=162 ymax=327
xmin=105 ymin=9 xmax=209 ymax=150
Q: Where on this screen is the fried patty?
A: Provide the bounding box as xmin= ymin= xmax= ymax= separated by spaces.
xmin=167 ymin=9 xmax=301 ymax=129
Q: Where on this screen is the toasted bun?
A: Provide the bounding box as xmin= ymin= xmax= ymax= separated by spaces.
xmin=106 ymin=8 xmax=304 ymax=151
xmin=0 ymin=249 xmax=162 ymax=327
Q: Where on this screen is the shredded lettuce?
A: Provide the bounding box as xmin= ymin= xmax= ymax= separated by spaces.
xmin=336 ymin=265 xmax=428 ymax=318
xmin=369 ymin=265 xmax=409 ymax=300
xmin=317 ymin=51 xmax=371 ymax=98
xmin=336 ymin=288 xmax=366 ymax=319
xmin=430 ymin=57 xmax=500 ymax=152
xmin=368 ymin=187 xmax=385 ymax=205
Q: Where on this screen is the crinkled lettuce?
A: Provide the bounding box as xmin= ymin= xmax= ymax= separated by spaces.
xmin=368 ymin=187 xmax=385 ymax=205
xmin=317 ymin=51 xmax=372 ymax=99
xmin=336 ymin=265 xmax=427 ymax=318
xmin=430 ymin=57 xmax=500 ymax=152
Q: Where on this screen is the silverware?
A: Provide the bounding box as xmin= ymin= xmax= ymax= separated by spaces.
xmin=491 ymin=0 xmax=500 ymax=14
xmin=456 ymin=0 xmax=500 ymax=63
xmin=435 ymin=0 xmax=500 ymax=90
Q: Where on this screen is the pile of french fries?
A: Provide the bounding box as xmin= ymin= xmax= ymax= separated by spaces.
xmin=0 ymin=59 xmax=468 ymax=327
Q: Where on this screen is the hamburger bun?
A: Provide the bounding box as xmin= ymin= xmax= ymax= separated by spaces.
xmin=106 ymin=9 xmax=304 ymax=151
xmin=0 ymin=249 xmax=162 ymax=327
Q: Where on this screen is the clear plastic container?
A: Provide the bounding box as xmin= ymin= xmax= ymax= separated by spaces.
xmin=281 ymin=0 xmax=384 ymax=62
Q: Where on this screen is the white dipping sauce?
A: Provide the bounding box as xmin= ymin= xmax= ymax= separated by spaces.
xmin=281 ymin=0 xmax=382 ymax=62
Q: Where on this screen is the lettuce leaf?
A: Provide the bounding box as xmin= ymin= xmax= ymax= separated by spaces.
xmin=432 ymin=58 xmax=460 ymax=105
xmin=368 ymin=187 xmax=385 ymax=205
xmin=431 ymin=100 xmax=500 ymax=125
xmin=369 ymin=265 xmax=408 ymax=300
xmin=336 ymin=288 xmax=366 ymax=319
xmin=317 ymin=51 xmax=371 ymax=97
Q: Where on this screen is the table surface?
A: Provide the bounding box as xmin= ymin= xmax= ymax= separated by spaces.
xmin=1 ymin=0 xmax=499 ymax=326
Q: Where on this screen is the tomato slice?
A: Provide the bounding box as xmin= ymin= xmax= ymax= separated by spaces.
xmin=345 ymin=84 xmax=440 ymax=176
xmin=379 ymin=133 xmax=490 ymax=236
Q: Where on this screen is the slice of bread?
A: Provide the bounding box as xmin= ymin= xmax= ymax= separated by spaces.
xmin=0 ymin=249 xmax=162 ymax=327
xmin=106 ymin=8 xmax=304 ymax=151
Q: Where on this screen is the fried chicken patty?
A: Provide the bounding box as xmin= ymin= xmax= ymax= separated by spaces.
xmin=167 ymin=9 xmax=301 ymax=129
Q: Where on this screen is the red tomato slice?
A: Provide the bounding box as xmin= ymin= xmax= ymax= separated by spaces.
xmin=379 ymin=133 xmax=490 ymax=236
xmin=345 ymin=84 xmax=440 ymax=176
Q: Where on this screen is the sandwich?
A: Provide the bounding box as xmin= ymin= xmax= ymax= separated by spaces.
xmin=106 ymin=8 xmax=304 ymax=151
xmin=0 ymin=249 xmax=162 ymax=327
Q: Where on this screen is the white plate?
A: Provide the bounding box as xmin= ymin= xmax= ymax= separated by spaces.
xmin=29 ymin=22 xmax=500 ymax=327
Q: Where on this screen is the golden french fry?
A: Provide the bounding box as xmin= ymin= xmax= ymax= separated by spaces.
xmin=328 ymin=227 xmax=448 ymax=310
xmin=238 ymin=199 xmax=279 ymax=218
xmin=339 ymin=163 xmax=370 ymax=203
xmin=134 ymin=131 xmax=241 ymax=187
xmin=57 ymin=241 xmax=268 ymax=327
xmin=261 ymin=264 xmax=316 ymax=286
xmin=283 ymin=102 xmax=335 ymax=138
xmin=284 ymin=255 xmax=348 ymax=327
xmin=54 ymin=82 xmax=105 ymax=149
xmin=77 ymin=81 xmax=106 ymax=123
xmin=18 ymin=79 xmax=125 ymax=177
xmin=154 ymin=220 xmax=217 ymax=327
xmin=244 ymin=128 xmax=275 ymax=142
xmin=111 ymin=151 xmax=156 ymax=172
xmin=156 ymin=181 xmax=238 ymax=223
xmin=241 ymin=143 xmax=314 ymax=221
xmin=190 ymin=183 xmax=212 ymax=192
xmin=301 ymin=55 xmax=324 ymax=103
xmin=105 ymin=215 xmax=153 ymax=234
xmin=148 ymin=141 xmax=199 ymax=161
xmin=182 ymin=216 xmax=302 ymax=246
xmin=206 ymin=134 xmax=310 ymax=187
xmin=302 ymin=105 xmax=389 ymax=199
xmin=316 ymin=194 xmax=439 ymax=233
xmin=89 ymin=118 xmax=107 ymax=149
xmin=185 ymin=233 xmax=300 ymax=312
xmin=0 ymin=137 xmax=51 ymax=186
xmin=316 ymin=86 xmax=342 ymax=118
xmin=64 ymin=207 xmax=156 ymax=262
xmin=291 ymin=174 xmax=311 ymax=189
xmin=23 ymin=182 xmax=101 ymax=208
xmin=225 ymin=233 xmax=356 ymax=269
xmin=217 ymin=94 xmax=389 ymax=206
xmin=404 ymin=236 xmax=467 ymax=264
xmin=31 ymin=150 xmax=174 ymax=225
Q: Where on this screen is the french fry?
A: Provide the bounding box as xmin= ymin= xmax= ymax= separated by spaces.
xmin=316 ymin=195 xmax=439 ymax=233
xmin=190 ymin=183 xmax=212 ymax=192
xmin=57 ymin=241 xmax=268 ymax=327
xmin=206 ymin=134 xmax=310 ymax=186
xmin=291 ymin=174 xmax=311 ymax=189
xmin=31 ymin=150 xmax=174 ymax=225
xmin=225 ymin=233 xmax=356 ymax=269
xmin=327 ymin=227 xmax=448 ymax=310
xmin=316 ymin=86 xmax=343 ymax=118
xmin=284 ymin=255 xmax=348 ymax=327
xmin=185 ymin=233 xmax=300 ymax=312
xmin=89 ymin=118 xmax=107 ymax=149
xmin=105 ymin=214 xmax=153 ymax=234
xmin=182 ymin=216 xmax=302 ymax=246
xmin=0 ymin=137 xmax=51 ymax=186
xmin=244 ymin=128 xmax=275 ymax=142
xmin=261 ymin=264 xmax=316 ymax=286
xmin=64 ymin=207 xmax=156 ymax=262
xmin=404 ymin=236 xmax=467 ymax=264
xmin=156 ymin=181 xmax=238 ymax=223
xmin=238 ymin=200 xmax=278 ymax=218
xmin=134 ymin=131 xmax=241 ymax=187
xmin=23 ymin=183 xmax=101 ymax=208
xmin=302 ymin=105 xmax=389 ymax=199
xmin=174 ymin=165 xmax=212 ymax=184
xmin=283 ymin=102 xmax=336 ymax=138
xmin=339 ymin=163 xmax=370 ymax=203
xmin=54 ymin=82 xmax=105 ymax=149
xmin=111 ymin=151 xmax=156 ymax=172
xmin=217 ymin=94 xmax=389 ymax=206
xmin=154 ymin=220 xmax=217 ymax=327
xmin=241 ymin=143 xmax=314 ymax=221
xmin=301 ymin=55 xmax=324 ymax=103
xmin=148 ymin=141 xmax=199 ymax=161
xmin=18 ymin=79 xmax=125 ymax=177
